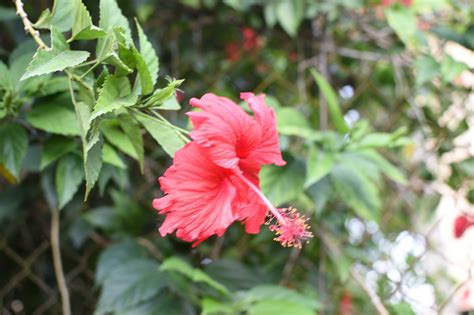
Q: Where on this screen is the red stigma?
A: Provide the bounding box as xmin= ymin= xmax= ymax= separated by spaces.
xmin=266 ymin=207 xmax=313 ymax=248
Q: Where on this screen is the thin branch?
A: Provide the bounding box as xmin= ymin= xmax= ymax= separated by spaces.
xmin=318 ymin=230 xmax=389 ymax=315
xmin=13 ymin=0 xmax=49 ymax=50
xmin=350 ymin=268 xmax=389 ymax=315
xmin=337 ymin=47 xmax=383 ymax=62
xmin=280 ymin=248 xmax=301 ymax=286
xmin=313 ymin=15 xmax=330 ymax=130
xmin=210 ymin=236 xmax=225 ymax=261
xmin=137 ymin=237 xmax=164 ymax=261
xmin=437 ymin=280 xmax=469 ymax=313
xmin=50 ymin=210 xmax=71 ymax=315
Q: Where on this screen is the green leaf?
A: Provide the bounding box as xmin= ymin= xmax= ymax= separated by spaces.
xmin=41 ymin=167 xmax=58 ymax=209
xmin=263 ymin=2 xmax=278 ymax=28
xmin=34 ymin=0 xmax=74 ymax=31
xmin=96 ymin=259 xmax=168 ymax=313
xmin=275 ymin=107 xmax=314 ymax=138
xmin=0 ymin=123 xmax=28 ymax=180
xmin=305 ymin=146 xmax=336 ymax=188
xmin=99 ymin=0 xmax=132 ymax=44
xmin=260 ymin=156 xmax=305 ymax=206
xmin=385 ymin=6 xmax=421 ymax=47
xmin=204 ymin=259 xmax=268 ymax=292
xmin=310 ymin=69 xmax=349 ymax=133
xmin=249 ymin=300 xmax=314 ymax=315
xmin=159 ymin=96 xmax=181 ymax=110
xmin=34 ymin=9 xmax=53 ymax=29
xmin=275 ymin=0 xmax=304 ymax=37
xmin=109 ymin=189 xmax=146 ymax=234
xmin=97 ymin=164 xmax=127 ymax=195
xmin=38 ymin=76 xmax=70 ymax=96
xmin=95 ymin=30 xmax=133 ymax=75
xmin=330 ymin=162 xmax=380 ymax=221
xmin=27 ymin=99 xmax=81 ymax=136
xmin=102 ymin=144 xmax=126 ymax=169
xmin=144 ymin=79 xmax=184 ymax=107
xmin=50 ymin=0 xmax=74 ymax=31
xmin=135 ymin=20 xmax=159 ymax=89
xmin=132 ymin=47 xmax=153 ymax=95
xmin=84 ymin=137 xmax=103 ymax=199
xmin=202 ymin=298 xmax=234 ymax=315
xmin=160 ymin=257 xmax=229 ymax=295
xmin=95 ymin=240 xmax=147 ymax=283
xmin=440 ymin=55 xmax=468 ymax=83
xmin=430 ymin=25 xmax=474 ymax=51
xmin=69 ymin=0 xmax=106 ymax=41
xmin=135 ymin=112 xmax=186 ymax=157
xmin=21 ymin=27 xmax=90 ymax=80
xmin=100 ymin=120 xmax=138 ymax=159
xmin=239 ymin=285 xmax=320 ymax=315
xmin=73 ymin=101 xmax=92 ymax=138
xmin=55 ymin=154 xmax=84 ymax=209
xmin=390 ymin=302 xmax=416 ymax=315
xmin=306 ymin=177 xmax=331 ymax=215
xmin=0 ymin=62 xmax=12 ymax=90
xmin=358 ymin=150 xmax=407 ymax=184
xmin=121 ymin=292 xmax=190 ymax=315
xmin=117 ymin=114 xmax=144 ymax=172
xmin=82 ymin=206 xmax=121 ymax=232
xmin=9 ymin=43 xmax=36 ymax=91
xmin=40 ymin=136 xmax=77 ymax=170
xmin=415 ymin=56 xmax=439 ymax=86
xmin=91 ymin=75 xmax=137 ymax=120
xmin=22 ymin=145 xmax=41 ymax=173
xmin=324 ymin=234 xmax=351 ymax=281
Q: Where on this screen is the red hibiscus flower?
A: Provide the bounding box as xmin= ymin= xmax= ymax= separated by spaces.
xmin=242 ymin=27 xmax=262 ymax=52
xmin=381 ymin=0 xmax=412 ymax=6
xmin=225 ymin=41 xmax=240 ymax=62
xmin=153 ymin=93 xmax=312 ymax=247
xmin=454 ymin=214 xmax=474 ymax=238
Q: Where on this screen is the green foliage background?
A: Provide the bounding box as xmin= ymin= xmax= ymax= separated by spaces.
xmin=0 ymin=0 xmax=472 ymax=314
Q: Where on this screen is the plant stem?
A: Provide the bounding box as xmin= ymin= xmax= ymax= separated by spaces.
xmin=72 ymin=60 xmax=98 ymax=69
xmin=350 ymin=268 xmax=389 ymax=315
xmin=149 ymin=109 xmax=190 ymax=135
xmin=50 ymin=210 xmax=71 ymax=315
xmin=238 ymin=174 xmax=286 ymax=224
xmin=133 ymin=109 xmax=191 ymax=143
xmin=79 ymin=61 xmax=100 ymax=79
xmin=66 ymin=70 xmax=95 ymax=100
xmin=13 ymin=0 xmax=49 ymax=50
xmin=280 ymin=248 xmax=301 ymax=286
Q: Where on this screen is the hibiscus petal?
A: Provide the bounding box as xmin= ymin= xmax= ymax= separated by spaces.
xmin=189 ymin=93 xmax=261 ymax=171
xmin=229 ymin=172 xmax=268 ymax=234
xmin=153 ymin=142 xmax=239 ymax=244
xmin=241 ymin=93 xmax=286 ymax=166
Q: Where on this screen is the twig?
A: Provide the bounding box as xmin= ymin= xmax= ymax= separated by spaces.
xmin=137 ymin=237 xmax=164 ymax=261
xmin=210 ymin=236 xmax=225 ymax=261
xmin=50 ymin=210 xmax=71 ymax=315
xmin=280 ymin=248 xmax=301 ymax=286
xmin=350 ymin=267 xmax=389 ymax=315
xmin=318 ymin=230 xmax=389 ymax=315
xmin=13 ymin=0 xmax=49 ymax=50
xmin=438 ymin=280 xmax=469 ymax=313
xmin=337 ymin=47 xmax=383 ymax=62
xmin=314 ymin=16 xmax=329 ymax=130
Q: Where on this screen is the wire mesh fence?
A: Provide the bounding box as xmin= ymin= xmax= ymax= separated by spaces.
xmin=0 ymin=211 xmax=99 ymax=315
xmin=1 ymin=202 xmax=473 ymax=315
